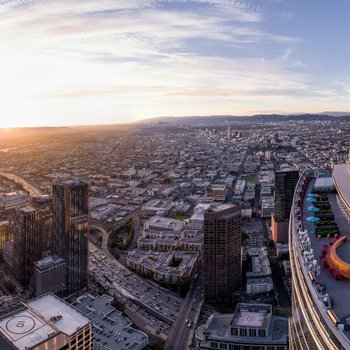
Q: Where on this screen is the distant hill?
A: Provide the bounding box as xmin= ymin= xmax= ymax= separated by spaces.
xmin=136 ymin=113 xmax=350 ymax=126
xmin=320 ymin=111 xmax=350 ymax=117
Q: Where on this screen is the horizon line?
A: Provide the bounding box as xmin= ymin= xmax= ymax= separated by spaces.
xmin=1 ymin=111 xmax=350 ymax=129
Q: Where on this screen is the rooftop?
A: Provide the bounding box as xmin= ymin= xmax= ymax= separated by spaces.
xmin=301 ymin=176 xmax=350 ymax=339
xmin=333 ymin=163 xmax=350 ymax=206
xmin=212 ymin=203 xmax=236 ymax=212
xmin=74 ymin=294 xmax=148 ymax=350
xmin=231 ymin=304 xmax=271 ymax=330
xmin=144 ymin=215 xmax=183 ymax=232
xmin=195 ymin=303 xmax=288 ymax=346
xmin=236 ymin=311 xmax=265 ymax=328
xmin=17 ymin=205 xmax=36 ymax=214
xmin=0 ymin=308 xmax=56 ymax=350
xmin=34 ymin=255 xmax=65 ymax=271
xmin=28 ymin=293 xmax=90 ymax=336
xmin=54 ymin=179 xmax=87 ymax=188
xmin=314 ymin=176 xmax=334 ymax=189
xmin=0 ymin=294 xmax=91 ymax=350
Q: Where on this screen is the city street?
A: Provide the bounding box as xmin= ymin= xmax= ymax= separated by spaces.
xmin=165 ymin=272 xmax=204 ymax=350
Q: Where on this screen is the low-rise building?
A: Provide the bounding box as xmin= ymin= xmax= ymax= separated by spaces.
xmin=0 ymin=191 xmax=28 ymax=211
xmin=195 ymin=303 xmax=288 ymax=350
xmin=74 ymin=294 xmax=149 ymax=350
xmin=142 ymin=199 xmax=174 ymax=216
xmin=275 ymin=243 xmax=289 ymax=257
xmin=314 ymin=176 xmax=334 ymax=192
xmin=246 ymin=277 xmax=274 ymax=295
xmin=211 ymin=183 xmax=227 ymax=201
xmin=189 ymin=203 xmax=211 ymax=230
xmin=127 ymin=250 xmax=198 ymax=284
xmin=260 ymin=197 xmax=274 ymax=218
xmin=137 ymin=228 xmax=202 ymax=252
xmin=282 ymin=260 xmax=291 ymax=278
xmin=143 ymin=215 xmax=183 ymax=232
xmin=234 ymin=180 xmax=246 ymax=195
xmin=246 ymin=248 xmax=273 ymax=295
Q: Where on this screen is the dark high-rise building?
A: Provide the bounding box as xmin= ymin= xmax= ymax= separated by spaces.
xmin=274 ymin=169 xmax=299 ymax=220
xmin=34 ymin=255 xmax=66 ymax=297
xmin=272 ymin=170 xmax=299 ymax=244
xmin=0 ymin=220 xmax=12 ymax=254
xmin=203 ymin=204 xmax=241 ymax=302
xmin=12 ymin=206 xmax=51 ymax=289
xmin=53 ymin=180 xmax=89 ymax=295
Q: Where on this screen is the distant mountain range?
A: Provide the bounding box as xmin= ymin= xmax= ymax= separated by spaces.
xmin=136 ymin=112 xmax=350 ymax=125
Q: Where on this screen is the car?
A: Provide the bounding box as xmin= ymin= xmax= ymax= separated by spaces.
xmin=185 ymin=319 xmax=189 ymax=323
xmin=188 ymin=322 xmax=192 ymax=328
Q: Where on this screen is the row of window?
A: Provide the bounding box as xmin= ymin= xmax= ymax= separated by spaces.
xmin=231 ymin=328 xmax=266 ymax=337
xmin=209 ymin=343 xmax=286 ymax=350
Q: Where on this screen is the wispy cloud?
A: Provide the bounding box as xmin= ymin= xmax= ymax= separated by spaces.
xmin=0 ymin=0 xmax=346 ymax=126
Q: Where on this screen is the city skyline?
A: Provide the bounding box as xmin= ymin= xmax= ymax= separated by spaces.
xmin=1 ymin=116 xmax=350 ymax=349
xmin=2 ymin=0 xmax=350 ymax=127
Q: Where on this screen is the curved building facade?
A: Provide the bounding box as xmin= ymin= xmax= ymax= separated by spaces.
xmin=289 ymin=169 xmax=350 ymax=350
xmin=333 ymin=162 xmax=350 ymax=223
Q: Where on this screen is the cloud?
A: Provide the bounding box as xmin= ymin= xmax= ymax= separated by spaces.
xmin=1 ymin=0 xmax=339 ymax=126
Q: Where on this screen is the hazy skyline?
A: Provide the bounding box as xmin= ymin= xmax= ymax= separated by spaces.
xmin=2 ymin=0 xmax=350 ymax=127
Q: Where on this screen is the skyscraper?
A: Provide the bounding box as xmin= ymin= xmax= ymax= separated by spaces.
xmin=289 ymin=168 xmax=350 ymax=349
xmin=203 ymin=204 xmax=241 ymax=302
xmin=53 ymin=180 xmax=89 ymax=295
xmin=272 ymin=169 xmax=299 ymax=244
xmin=274 ymin=169 xmax=299 ymax=220
xmin=12 ymin=206 xmax=51 ymax=289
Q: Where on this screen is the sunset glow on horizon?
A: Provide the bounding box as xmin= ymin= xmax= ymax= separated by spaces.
xmin=2 ymin=0 xmax=350 ymax=127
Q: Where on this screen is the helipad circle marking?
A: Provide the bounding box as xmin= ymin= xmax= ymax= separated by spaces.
xmin=5 ymin=315 xmax=36 ymax=335
xmin=246 ymin=315 xmax=256 ymax=322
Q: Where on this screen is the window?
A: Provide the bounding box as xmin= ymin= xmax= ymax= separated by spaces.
xmin=240 ymin=328 xmax=247 ymax=336
xmin=249 ymin=329 xmax=256 ymax=337
xmin=231 ymin=328 xmax=238 ymax=335
xmin=220 ymin=344 xmax=227 ymax=349
xmin=258 ymin=329 xmax=266 ymax=337
xmin=211 ymin=342 xmax=218 ymax=349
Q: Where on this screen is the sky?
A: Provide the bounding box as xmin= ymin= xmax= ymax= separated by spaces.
xmin=1 ymin=0 xmax=350 ymax=127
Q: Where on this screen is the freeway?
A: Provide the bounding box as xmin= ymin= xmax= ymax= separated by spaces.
xmin=89 ymin=243 xmax=184 ymax=337
xmin=0 ymin=172 xmax=43 ymax=197
xmin=165 ymin=271 xmax=204 ymax=350
xmin=90 ymin=225 xmax=109 ymax=251
xmin=91 ymin=211 xmax=141 ymax=260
